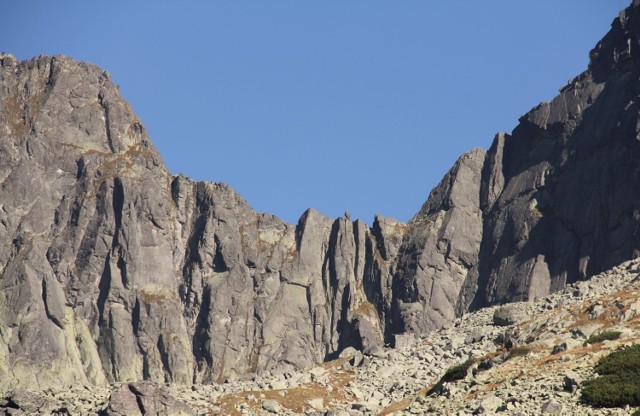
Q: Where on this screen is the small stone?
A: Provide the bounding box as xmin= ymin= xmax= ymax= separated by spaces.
xmin=349 ymin=350 xmax=364 ymax=367
xmin=475 ymin=395 xmax=503 ymax=414
xmin=551 ymin=342 xmax=568 ymax=355
xmin=270 ymin=381 xmax=287 ymax=390
xmin=563 ymin=371 xmax=582 ymax=393
xmin=262 ymin=399 xmax=281 ymax=414
xmin=363 ymin=345 xmax=387 ymax=358
xmin=541 ymin=399 xmax=563 ymax=414
xmin=306 ymin=398 xmax=324 ymax=410
xmin=351 ymin=402 xmax=373 ymax=411
xmin=464 ymin=329 xmax=488 ymax=344
xmin=377 ymin=365 xmax=399 ymax=378
xmin=338 ymin=347 xmax=358 ymax=359
xmin=309 ymin=367 xmax=326 ymax=378
xmin=393 ymin=333 xmax=416 ymax=350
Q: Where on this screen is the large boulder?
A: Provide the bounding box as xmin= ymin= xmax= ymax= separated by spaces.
xmin=102 ymin=382 xmax=192 ymax=416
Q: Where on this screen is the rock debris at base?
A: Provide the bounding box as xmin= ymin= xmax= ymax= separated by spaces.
xmin=4 ymin=258 xmax=640 ymax=415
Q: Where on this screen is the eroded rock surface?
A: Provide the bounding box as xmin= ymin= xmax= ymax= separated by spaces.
xmin=1 ymin=0 xmax=640 ymax=394
xmin=470 ymin=2 xmax=640 ymax=308
xmin=0 ymin=55 xmax=394 ymax=390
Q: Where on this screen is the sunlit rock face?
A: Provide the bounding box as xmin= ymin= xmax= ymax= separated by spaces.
xmin=1 ymin=0 xmax=640 ymax=390
xmin=0 ymin=54 xmax=388 ymax=389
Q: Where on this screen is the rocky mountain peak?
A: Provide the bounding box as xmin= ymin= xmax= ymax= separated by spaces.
xmin=411 ymin=147 xmax=485 ymax=222
xmin=589 ymin=0 xmax=640 ymax=81
xmin=1 ymin=54 xmax=156 ymax=156
xmin=3 ymin=2 xmax=640 ymax=414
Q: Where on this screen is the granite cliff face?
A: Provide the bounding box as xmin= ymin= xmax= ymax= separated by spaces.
xmin=468 ymin=0 xmax=640 ymax=309
xmin=0 ymin=53 xmax=392 ymax=389
xmin=1 ymin=0 xmax=640 ymax=392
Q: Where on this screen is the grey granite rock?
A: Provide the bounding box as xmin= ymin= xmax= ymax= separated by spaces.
xmin=262 ymin=399 xmax=281 ymax=413
xmin=1 ymin=0 xmax=640 ymax=395
xmin=102 ymin=385 xmax=141 ymax=416
xmin=0 ymin=390 xmax=59 ymax=414
xmin=0 ymin=55 xmax=388 ymax=389
xmin=541 ymin=399 xmax=563 ymax=415
xmin=392 ymin=148 xmax=486 ymax=335
xmin=393 ymin=333 xmax=416 ymax=350
xmin=493 ymin=305 xmax=528 ymax=327
xmin=102 ymin=382 xmax=192 ymax=416
xmin=470 ymin=1 xmax=640 ymax=309
xmin=563 ymin=370 xmax=582 ymax=393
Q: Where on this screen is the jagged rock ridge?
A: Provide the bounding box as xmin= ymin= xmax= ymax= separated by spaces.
xmin=1 ymin=0 xmax=640 ymax=391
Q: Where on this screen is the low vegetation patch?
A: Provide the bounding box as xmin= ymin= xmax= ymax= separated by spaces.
xmin=426 ymin=358 xmax=476 ymax=397
xmin=584 ymin=330 xmax=622 ymax=345
xmin=442 ymin=358 xmax=476 ymax=383
xmin=582 ymin=344 xmax=640 ymax=408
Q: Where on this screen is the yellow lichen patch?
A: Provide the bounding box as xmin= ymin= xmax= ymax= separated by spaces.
xmin=2 ymin=95 xmax=28 ymax=138
xmin=258 ymin=228 xmax=284 ymax=246
xmin=353 ymin=299 xmax=377 ymax=318
xmin=1 ymin=74 xmax=47 ymax=139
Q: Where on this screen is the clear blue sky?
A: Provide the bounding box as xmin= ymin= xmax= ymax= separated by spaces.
xmin=1 ymin=1 xmax=630 ymax=224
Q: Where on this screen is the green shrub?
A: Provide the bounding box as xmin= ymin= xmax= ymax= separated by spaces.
xmin=582 ymin=374 xmax=640 ymax=407
xmin=442 ymin=358 xmax=475 ymax=382
xmin=582 ymin=344 xmax=640 ymax=408
xmin=594 ymin=343 xmax=640 ymax=376
xmin=427 ymin=358 xmax=477 ymax=396
xmin=585 ymin=330 xmax=622 ymax=345
xmin=632 ymin=408 xmax=640 ymax=416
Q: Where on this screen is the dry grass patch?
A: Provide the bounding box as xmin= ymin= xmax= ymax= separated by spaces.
xmin=535 ymin=342 xmax=604 ymax=367
xmin=212 ymin=358 xmax=355 ymax=415
xmin=464 ymin=381 xmax=500 ymax=400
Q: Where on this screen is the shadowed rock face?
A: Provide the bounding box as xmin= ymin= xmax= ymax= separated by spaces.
xmin=467 ymin=0 xmax=640 ymax=309
xmin=1 ymin=1 xmax=640 ymax=390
